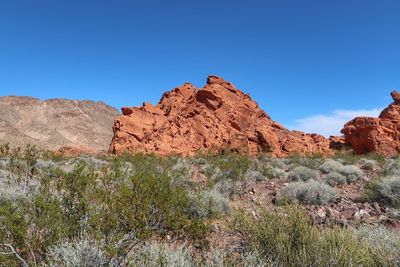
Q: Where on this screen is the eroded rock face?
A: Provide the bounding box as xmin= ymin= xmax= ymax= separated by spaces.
xmin=341 ymin=91 xmax=400 ymax=156
xmin=110 ymin=76 xmax=332 ymax=156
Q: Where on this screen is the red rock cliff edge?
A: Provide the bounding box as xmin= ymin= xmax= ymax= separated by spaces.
xmin=341 ymin=91 xmax=400 ymax=157
xmin=110 ymin=76 xmax=332 ymax=156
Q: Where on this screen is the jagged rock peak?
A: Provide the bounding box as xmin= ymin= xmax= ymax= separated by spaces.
xmin=110 ymin=76 xmax=332 ymax=157
xmin=391 ymin=90 xmax=400 ymax=104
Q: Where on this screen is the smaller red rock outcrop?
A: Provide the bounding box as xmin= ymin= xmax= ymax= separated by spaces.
xmin=341 ymin=91 xmax=400 ymax=156
xmin=110 ymin=76 xmax=333 ymax=157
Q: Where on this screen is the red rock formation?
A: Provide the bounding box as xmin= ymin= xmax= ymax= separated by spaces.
xmin=110 ymin=76 xmax=332 ymax=156
xmin=341 ymin=91 xmax=400 ymax=156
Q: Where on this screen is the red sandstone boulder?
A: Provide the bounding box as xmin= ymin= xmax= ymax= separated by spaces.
xmin=341 ymin=91 xmax=400 ymax=156
xmin=110 ymin=76 xmax=332 ymax=156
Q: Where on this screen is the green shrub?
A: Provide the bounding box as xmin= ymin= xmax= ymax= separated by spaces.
xmin=204 ymin=155 xmax=252 ymax=183
xmin=235 ymin=208 xmax=396 ymax=266
xmin=287 ymin=166 xmax=319 ymax=182
xmin=383 ymin=158 xmax=400 ymax=176
xmin=281 ymin=180 xmax=337 ymax=205
xmin=355 ymin=225 xmax=400 ymax=262
xmin=11 ymin=157 xmax=209 ymax=264
xmin=0 ymin=200 xmax=30 ymax=266
xmin=339 ymin=165 xmax=363 ymax=183
xmin=358 ymin=158 xmax=378 ymax=170
xmin=286 ymin=155 xmax=324 ymax=170
xmin=213 ymin=179 xmax=242 ymax=198
xmin=324 ymin=172 xmax=346 ymax=186
xmin=363 ymin=176 xmax=400 ymax=207
xmin=188 ymin=190 xmax=230 ymax=219
xmin=319 ymin=159 xmax=343 ymax=174
xmin=319 ymin=159 xmax=364 ymax=184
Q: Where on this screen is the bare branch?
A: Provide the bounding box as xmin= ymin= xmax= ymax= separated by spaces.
xmin=0 ymin=243 xmax=29 ymax=267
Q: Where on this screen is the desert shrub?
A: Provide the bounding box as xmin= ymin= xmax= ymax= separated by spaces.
xmin=355 ymin=225 xmax=400 ymax=262
xmin=319 ymin=159 xmax=364 ymax=184
xmin=213 ymin=179 xmax=242 ymax=198
xmin=281 ymin=180 xmax=337 ymax=205
xmin=257 ymin=165 xmax=286 ymax=180
xmin=46 ymin=239 xmax=107 ymax=267
xmin=363 ymin=176 xmax=400 ymax=207
xmin=358 ymin=158 xmax=378 ymax=170
xmin=0 ymin=158 xmax=10 ymax=168
xmin=319 ymin=159 xmax=343 ymax=174
xmin=0 ymin=200 xmax=30 ymax=266
xmin=333 ymin=151 xmax=360 ymax=164
xmin=23 ymin=144 xmax=39 ymax=171
xmin=35 ymin=159 xmax=57 ymax=170
xmin=26 ymin=159 xmax=208 ymax=262
xmin=266 ymin=158 xmax=287 ymax=170
xmin=128 ymin=243 xmax=192 ymax=267
xmin=234 ymin=208 xmax=395 ymax=266
xmin=339 ymin=165 xmax=363 ymax=183
xmin=324 ymin=172 xmax=346 ymax=186
xmin=0 ymin=143 xmax=11 ymax=157
xmin=204 ymin=155 xmax=252 ymax=183
xmin=382 ymin=158 xmax=400 ymax=176
xmin=0 ymin=180 xmax=26 ymax=201
xmin=241 ymin=250 xmax=271 ymax=267
xmin=169 ymin=157 xmax=190 ymax=181
xmin=188 ymin=190 xmax=230 ymax=219
xmin=287 ymin=166 xmax=319 ymax=182
xmin=270 ymin=168 xmax=286 ymax=180
xmin=245 ymin=170 xmax=266 ymax=182
xmin=286 ymin=155 xmax=324 ymax=170
xmin=0 ymin=170 xmax=27 ymax=201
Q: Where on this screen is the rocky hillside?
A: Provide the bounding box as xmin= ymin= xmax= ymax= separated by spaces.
xmin=0 ymin=96 xmax=119 ymax=152
xmin=342 ymin=91 xmax=400 ymax=156
xmin=110 ymin=76 xmax=332 ymax=156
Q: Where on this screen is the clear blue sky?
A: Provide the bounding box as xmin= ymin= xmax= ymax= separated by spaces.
xmin=0 ymin=0 xmax=399 ymax=135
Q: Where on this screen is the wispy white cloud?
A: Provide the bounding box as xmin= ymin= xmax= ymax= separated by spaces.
xmin=288 ymin=108 xmax=382 ymax=137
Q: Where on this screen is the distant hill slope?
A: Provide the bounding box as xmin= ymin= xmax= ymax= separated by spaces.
xmin=0 ymin=96 xmax=119 ymax=151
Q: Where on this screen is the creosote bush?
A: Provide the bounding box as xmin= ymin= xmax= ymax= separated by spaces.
xmin=0 ymin=156 xmax=209 ymax=266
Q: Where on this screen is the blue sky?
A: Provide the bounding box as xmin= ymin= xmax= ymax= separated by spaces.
xmin=0 ymin=0 xmax=399 ymax=136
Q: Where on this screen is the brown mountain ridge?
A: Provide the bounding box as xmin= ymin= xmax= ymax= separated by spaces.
xmin=0 ymin=96 xmax=119 ymax=152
